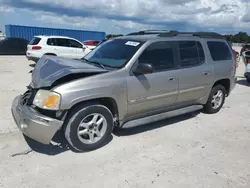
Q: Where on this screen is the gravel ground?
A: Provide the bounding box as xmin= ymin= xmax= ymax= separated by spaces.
xmin=0 ymin=54 xmax=249 ymax=188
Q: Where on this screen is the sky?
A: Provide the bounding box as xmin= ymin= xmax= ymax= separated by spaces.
xmin=0 ymin=0 xmax=250 ymax=35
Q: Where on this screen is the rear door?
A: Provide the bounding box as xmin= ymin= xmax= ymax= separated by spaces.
xmin=176 ymin=40 xmax=213 ymax=105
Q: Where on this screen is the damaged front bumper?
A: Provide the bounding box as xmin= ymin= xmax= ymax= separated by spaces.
xmin=11 ymin=95 xmax=64 ymax=145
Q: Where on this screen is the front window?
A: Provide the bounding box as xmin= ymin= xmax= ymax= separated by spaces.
xmin=83 ymin=39 xmax=144 ymax=68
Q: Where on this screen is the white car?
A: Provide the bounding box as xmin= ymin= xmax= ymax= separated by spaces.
xmin=26 ymin=36 xmax=91 ymax=62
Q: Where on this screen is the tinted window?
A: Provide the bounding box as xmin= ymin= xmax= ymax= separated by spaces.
xmin=69 ymin=39 xmax=82 ymax=48
xmin=47 ymin=38 xmax=57 ymax=46
xmin=93 ymin=41 xmax=100 ymax=46
xmin=207 ymin=41 xmax=232 ymax=61
xmin=178 ymin=41 xmax=204 ymax=67
xmin=138 ymin=41 xmax=175 ymax=71
xmin=29 ymin=37 xmax=41 ymax=45
xmin=84 ymin=39 xmax=144 ymax=68
xmin=56 ymin=38 xmax=69 ymax=47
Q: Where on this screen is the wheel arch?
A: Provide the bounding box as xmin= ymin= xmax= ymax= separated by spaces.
xmin=44 ymin=53 xmax=57 ymax=56
xmin=67 ymin=97 xmax=119 ymax=121
xmin=212 ymin=78 xmax=230 ymax=96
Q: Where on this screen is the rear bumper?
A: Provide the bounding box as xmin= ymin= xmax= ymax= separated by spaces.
xmin=11 ymin=95 xmax=64 ymax=145
xmin=26 ymin=51 xmax=40 ymax=62
xmin=26 ymin=55 xmax=39 ymax=62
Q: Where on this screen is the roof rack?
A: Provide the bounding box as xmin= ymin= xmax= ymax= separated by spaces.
xmin=158 ymin=31 xmax=223 ymax=39
xmin=127 ymin=30 xmax=223 ymax=39
xmin=126 ymin=30 xmax=170 ymax=36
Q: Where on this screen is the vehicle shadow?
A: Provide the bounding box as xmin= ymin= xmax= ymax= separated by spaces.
xmin=113 ymin=110 xmax=200 ymax=137
xmin=23 ymin=130 xmax=69 ymax=156
xmin=236 ymin=79 xmax=250 ymax=87
xmin=24 ymin=130 xmax=113 ymax=155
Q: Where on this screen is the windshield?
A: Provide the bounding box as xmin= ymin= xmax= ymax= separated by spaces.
xmin=83 ymin=39 xmax=144 ymax=68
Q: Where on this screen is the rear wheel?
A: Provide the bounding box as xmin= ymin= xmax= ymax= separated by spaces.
xmin=203 ymin=85 xmax=226 ymax=114
xmin=64 ymin=104 xmax=114 ymax=152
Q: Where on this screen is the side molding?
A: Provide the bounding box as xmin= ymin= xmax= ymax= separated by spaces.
xmin=122 ymin=105 xmax=203 ymax=128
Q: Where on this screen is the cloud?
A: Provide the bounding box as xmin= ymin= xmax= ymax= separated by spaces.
xmin=112 ymin=20 xmax=157 ymax=31
xmin=37 ymin=13 xmax=99 ymax=28
xmin=0 ymin=5 xmax=14 ymax=13
xmin=1 ymin=0 xmax=249 ymax=33
xmin=240 ymin=1 xmax=250 ymax=22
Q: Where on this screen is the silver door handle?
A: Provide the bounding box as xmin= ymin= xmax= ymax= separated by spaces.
xmin=168 ymin=77 xmax=175 ymax=81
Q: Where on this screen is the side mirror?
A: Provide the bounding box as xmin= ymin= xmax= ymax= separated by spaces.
xmin=133 ymin=63 xmax=153 ymax=75
xmin=82 ymin=45 xmax=86 ymax=50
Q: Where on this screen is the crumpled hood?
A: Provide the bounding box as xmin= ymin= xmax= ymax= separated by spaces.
xmin=30 ymin=55 xmax=108 ymax=88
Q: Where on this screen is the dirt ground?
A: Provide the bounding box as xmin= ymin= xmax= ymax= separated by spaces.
xmin=0 ymin=54 xmax=249 ymax=188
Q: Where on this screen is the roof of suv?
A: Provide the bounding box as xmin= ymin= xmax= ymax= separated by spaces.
xmin=118 ymin=30 xmax=225 ymax=42
xmin=34 ymin=35 xmax=76 ymax=40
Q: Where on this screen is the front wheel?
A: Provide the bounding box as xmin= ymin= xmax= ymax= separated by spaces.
xmin=203 ymin=85 xmax=226 ymax=114
xmin=64 ymin=104 xmax=114 ymax=151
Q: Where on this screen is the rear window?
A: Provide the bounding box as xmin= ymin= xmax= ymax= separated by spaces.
xmin=29 ymin=37 xmax=41 ymax=45
xmin=207 ymin=41 xmax=232 ymax=61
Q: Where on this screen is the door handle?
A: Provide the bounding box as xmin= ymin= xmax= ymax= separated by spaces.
xmin=202 ymin=71 xmax=210 ymax=75
xmin=168 ymin=77 xmax=175 ymax=81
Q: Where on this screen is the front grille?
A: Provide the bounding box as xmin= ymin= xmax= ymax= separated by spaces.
xmin=20 ymin=88 xmax=37 ymax=106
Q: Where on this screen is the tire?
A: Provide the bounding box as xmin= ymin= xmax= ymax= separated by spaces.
xmin=64 ymin=104 xmax=114 ymax=152
xmin=203 ymin=85 xmax=226 ymax=114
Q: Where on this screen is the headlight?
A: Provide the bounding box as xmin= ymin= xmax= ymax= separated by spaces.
xmin=33 ymin=90 xmax=61 ymax=110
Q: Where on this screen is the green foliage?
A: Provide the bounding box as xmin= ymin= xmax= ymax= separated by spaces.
xmin=224 ymin=32 xmax=250 ymax=43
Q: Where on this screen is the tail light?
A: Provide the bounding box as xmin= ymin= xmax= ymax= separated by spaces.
xmin=32 ymin=46 xmax=42 ymax=50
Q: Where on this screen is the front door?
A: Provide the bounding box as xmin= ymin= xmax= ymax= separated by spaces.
xmin=175 ymin=40 xmax=213 ymax=105
xmin=126 ymin=41 xmax=179 ymax=119
xmin=68 ymin=39 xmax=89 ymax=59
xmin=54 ymin=38 xmax=76 ymax=59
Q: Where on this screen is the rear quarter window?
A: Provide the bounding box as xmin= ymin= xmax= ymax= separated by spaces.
xmin=207 ymin=41 xmax=232 ymax=61
xmin=29 ymin=37 xmax=41 ymax=45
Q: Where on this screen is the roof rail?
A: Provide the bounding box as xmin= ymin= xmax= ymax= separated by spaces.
xmin=126 ymin=30 xmax=170 ymax=36
xmin=158 ymin=31 xmax=223 ymax=39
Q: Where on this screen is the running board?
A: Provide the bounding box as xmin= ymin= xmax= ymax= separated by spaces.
xmin=122 ymin=105 xmax=203 ymax=128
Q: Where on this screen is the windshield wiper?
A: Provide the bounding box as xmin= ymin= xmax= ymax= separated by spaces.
xmin=82 ymin=58 xmax=105 ymax=69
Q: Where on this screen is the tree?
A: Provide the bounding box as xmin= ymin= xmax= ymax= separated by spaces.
xmin=222 ymin=32 xmax=250 ymax=43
